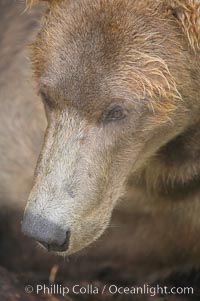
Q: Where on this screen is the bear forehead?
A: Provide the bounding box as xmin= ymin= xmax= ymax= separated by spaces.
xmin=31 ymin=0 xmax=180 ymax=110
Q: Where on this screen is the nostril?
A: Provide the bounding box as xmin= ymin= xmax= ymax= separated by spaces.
xmin=38 ymin=230 xmax=70 ymax=253
xmin=61 ymin=230 xmax=70 ymax=250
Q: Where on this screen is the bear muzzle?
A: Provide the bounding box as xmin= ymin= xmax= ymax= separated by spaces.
xmin=21 ymin=212 xmax=70 ymax=253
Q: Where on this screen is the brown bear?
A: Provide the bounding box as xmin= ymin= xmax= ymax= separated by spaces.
xmin=19 ymin=0 xmax=200 ymax=276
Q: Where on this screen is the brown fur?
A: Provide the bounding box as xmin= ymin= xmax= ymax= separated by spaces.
xmin=165 ymin=0 xmax=200 ymax=49
xmin=4 ymin=0 xmax=200 ymax=279
xmin=28 ymin=0 xmax=200 ymax=49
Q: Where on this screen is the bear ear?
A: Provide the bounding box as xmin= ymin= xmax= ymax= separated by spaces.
xmin=166 ymin=0 xmax=200 ymax=49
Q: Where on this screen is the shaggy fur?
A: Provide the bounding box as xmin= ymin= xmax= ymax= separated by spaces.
xmin=27 ymin=0 xmax=200 ymax=47
xmin=164 ymin=0 xmax=200 ymax=49
xmin=21 ymin=0 xmax=200 ymax=275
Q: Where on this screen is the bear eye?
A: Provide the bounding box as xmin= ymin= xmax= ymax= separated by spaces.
xmin=104 ymin=105 xmax=127 ymax=122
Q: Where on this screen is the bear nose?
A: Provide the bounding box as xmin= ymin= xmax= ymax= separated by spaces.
xmin=39 ymin=230 xmax=70 ymax=252
xmin=21 ymin=212 xmax=70 ymax=253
